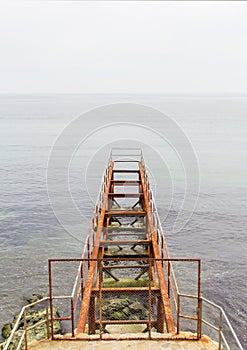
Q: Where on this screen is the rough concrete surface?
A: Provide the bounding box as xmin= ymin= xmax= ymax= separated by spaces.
xmin=30 ymin=335 xmax=218 ymax=350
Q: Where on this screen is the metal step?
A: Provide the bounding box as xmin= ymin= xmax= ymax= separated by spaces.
xmin=100 ymin=239 xmax=151 ymax=247
xmin=105 ymin=210 xmax=146 ymax=217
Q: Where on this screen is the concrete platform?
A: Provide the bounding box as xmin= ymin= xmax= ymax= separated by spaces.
xmin=30 ymin=335 xmax=218 ymax=350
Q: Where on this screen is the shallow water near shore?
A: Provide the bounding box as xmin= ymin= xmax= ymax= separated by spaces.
xmin=0 ymin=94 xmax=246 ymax=347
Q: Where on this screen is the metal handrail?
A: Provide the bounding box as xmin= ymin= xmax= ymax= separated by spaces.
xmin=3 ymin=297 xmax=50 ymax=350
xmin=201 ymin=296 xmax=244 ymax=350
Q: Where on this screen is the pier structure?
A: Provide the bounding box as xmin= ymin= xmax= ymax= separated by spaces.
xmin=3 ymin=149 xmax=244 ymax=350
xmin=48 ymin=149 xmax=203 ymax=341
xmin=77 ymin=148 xmax=176 ymax=335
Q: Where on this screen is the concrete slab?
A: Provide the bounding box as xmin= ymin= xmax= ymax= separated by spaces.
xmin=29 ymin=335 xmax=218 ymax=350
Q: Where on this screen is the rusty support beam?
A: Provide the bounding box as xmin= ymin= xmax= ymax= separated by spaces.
xmin=103 ymin=264 xmax=148 ymax=269
xmin=103 ymin=253 xmax=149 ymax=259
xmin=113 ymin=170 xmax=140 ymax=173
xmin=111 ymin=180 xmax=141 ymax=185
xmin=106 ymin=232 xmax=146 ymax=237
xmin=107 ymin=227 xmax=144 ymax=232
xmin=157 ymin=296 xmax=165 ymax=333
xmin=88 ymin=297 xmax=96 ymax=334
xmin=95 ymin=320 xmax=157 ymax=325
xmin=102 ymin=268 xmax=119 ymax=281
xmin=108 ymin=193 xmax=143 ymax=198
xmin=105 ymin=210 xmax=146 ymax=217
xmin=91 ymin=287 xmax=161 ymax=297
xmin=139 ymin=162 xmax=175 ymax=333
xmin=77 ymin=162 xmax=114 ymax=334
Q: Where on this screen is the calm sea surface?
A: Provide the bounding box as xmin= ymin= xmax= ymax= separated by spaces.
xmin=0 ymin=94 xmax=246 ymax=347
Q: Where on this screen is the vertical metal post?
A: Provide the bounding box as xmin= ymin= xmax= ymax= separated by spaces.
xmin=99 ymin=259 xmax=103 ymax=339
xmin=161 ymin=236 xmax=164 ymax=266
xmin=157 ymin=296 xmax=165 ymax=333
xmin=81 ymin=262 xmax=84 ymax=300
xmin=96 ymin=205 xmax=98 ymax=225
xmin=45 ymin=298 xmax=50 ymax=339
xmin=71 ymin=298 xmax=75 ymax=337
xmin=219 ymin=310 xmax=223 ymax=350
xmin=148 ymin=258 xmax=152 ymax=339
xmin=197 ymin=260 xmax=202 ymax=339
xmin=168 ymin=261 xmax=170 ymax=298
xmin=177 ymin=294 xmax=180 ymax=334
xmin=48 ymin=260 xmax=54 ymax=339
xmin=89 ymin=297 xmax=96 ymax=334
xmin=87 ymin=237 xmax=90 ymax=270
xmin=24 ymin=309 xmax=28 ymax=350
xmin=197 ymin=298 xmax=202 ymax=340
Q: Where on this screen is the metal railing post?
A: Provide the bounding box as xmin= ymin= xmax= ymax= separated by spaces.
xmin=24 ymin=309 xmax=28 ymax=350
xmin=81 ymin=261 xmax=85 ymax=300
xmin=168 ymin=261 xmax=170 ymax=298
xmin=219 ymin=310 xmax=223 ymax=350
xmin=48 ymin=259 xmax=54 ymax=339
xmin=148 ymin=258 xmax=152 ymax=339
xmin=45 ymin=298 xmax=50 ymax=339
xmin=197 ymin=297 xmax=202 ymax=340
xmin=197 ymin=260 xmax=201 ymax=339
xmin=99 ymin=259 xmax=103 ymax=339
xmin=177 ymin=294 xmax=180 ymax=334
xmin=71 ymin=298 xmax=75 ymax=337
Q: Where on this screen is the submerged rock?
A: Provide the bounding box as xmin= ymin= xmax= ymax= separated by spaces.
xmin=102 ymin=297 xmax=148 ymax=321
xmin=23 ymin=293 xmax=45 ymax=305
xmin=1 ymin=323 xmax=12 ymax=340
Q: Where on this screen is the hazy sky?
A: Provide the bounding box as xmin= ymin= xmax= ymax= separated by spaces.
xmin=0 ymin=1 xmax=247 ymax=94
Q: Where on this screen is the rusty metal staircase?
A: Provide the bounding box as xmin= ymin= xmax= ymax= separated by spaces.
xmin=76 ymin=149 xmax=175 ymax=335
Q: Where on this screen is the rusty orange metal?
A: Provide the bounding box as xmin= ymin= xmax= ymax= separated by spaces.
xmin=76 ymin=154 xmax=176 ymax=334
xmin=77 ymin=162 xmax=114 ymax=333
xmin=48 ymin=150 xmax=202 ymax=341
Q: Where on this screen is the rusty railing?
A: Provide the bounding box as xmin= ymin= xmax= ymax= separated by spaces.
xmin=48 ymin=257 xmax=202 ymax=340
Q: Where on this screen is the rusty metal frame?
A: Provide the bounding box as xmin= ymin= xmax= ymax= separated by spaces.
xmin=139 ymin=161 xmax=175 ymax=332
xmin=45 ymin=150 xmax=243 ymax=349
xmin=48 ymin=257 xmax=201 ymax=340
xmin=76 ymin=162 xmax=114 ymax=333
xmin=46 ymin=151 xmax=198 ymax=340
xmin=47 ymin=257 xmax=244 ymax=349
